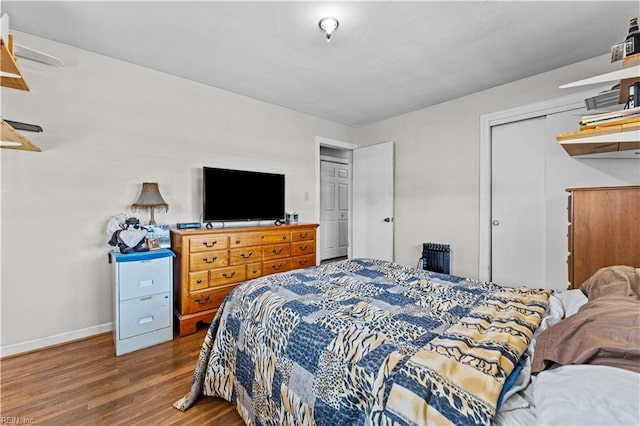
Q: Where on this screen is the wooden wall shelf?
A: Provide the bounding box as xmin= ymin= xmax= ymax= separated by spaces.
xmin=1 ymin=35 xmax=29 ymax=91
xmin=556 ymin=54 xmax=640 ymax=158
xmin=556 ymin=122 xmax=640 ymax=158
xmin=0 ymin=119 xmax=41 ymax=152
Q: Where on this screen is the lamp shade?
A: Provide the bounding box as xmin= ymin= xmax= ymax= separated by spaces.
xmin=131 ymin=182 xmax=168 ymax=225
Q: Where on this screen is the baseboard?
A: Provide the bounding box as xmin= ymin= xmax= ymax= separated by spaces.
xmin=0 ymin=322 xmax=112 ymax=358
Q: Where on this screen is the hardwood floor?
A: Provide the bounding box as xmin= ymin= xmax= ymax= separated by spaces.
xmin=0 ymin=329 xmax=244 ymax=425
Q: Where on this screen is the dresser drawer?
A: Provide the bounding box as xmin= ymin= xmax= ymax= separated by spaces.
xmin=189 ymin=250 xmax=229 ymax=271
xmin=188 ymin=284 xmax=239 ymax=314
xmin=209 ymin=265 xmax=246 ymax=287
xmin=261 ymin=231 xmax=289 ymax=244
xmin=230 ymin=246 xmax=263 ymax=265
xmin=246 ymin=262 xmax=262 ymax=279
xmin=291 ymin=241 xmax=315 ymax=257
xmin=291 ymin=229 xmax=315 ymax=242
xmin=119 ymin=292 xmax=171 ymax=339
xmin=189 ymin=236 xmax=229 ymax=252
xmin=118 ymin=257 xmax=171 ymax=300
xmin=263 ymin=260 xmax=290 ymax=276
xmin=291 ymin=254 xmax=315 ymax=270
xmin=263 ymin=243 xmax=290 ymax=260
xmin=229 ymin=232 xmax=264 ymax=248
xmin=189 ymin=271 xmax=209 ymax=291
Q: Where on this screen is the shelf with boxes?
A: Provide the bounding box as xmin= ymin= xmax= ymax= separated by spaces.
xmin=555 ymin=51 xmax=640 ymax=158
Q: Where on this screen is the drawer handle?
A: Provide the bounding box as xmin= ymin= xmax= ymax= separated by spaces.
xmin=203 ymin=256 xmax=218 ymax=263
xmin=298 ymin=259 xmax=309 ymax=265
xmin=138 ymin=279 xmax=153 ymax=287
xmin=252 ymin=269 xmax=258 ymax=274
xmin=241 ymin=251 xmax=253 ymax=259
xmin=236 ymin=239 xmax=241 ymax=244
xmin=196 ymin=279 xmax=203 ymax=284
xmin=271 ymin=248 xmax=283 ymax=254
xmin=222 ymin=271 xmax=236 ymax=279
xmin=203 ymin=240 xmax=218 ymax=247
xmin=195 ymin=295 xmax=210 ymax=304
xmin=298 ymin=232 xmax=308 ymax=238
xmin=299 ymin=245 xmax=308 ymax=251
xmin=139 ymin=316 xmax=153 ymax=324
xmin=282 ymin=235 xmax=287 ymax=240
xmin=271 ymin=263 xmax=283 ymax=270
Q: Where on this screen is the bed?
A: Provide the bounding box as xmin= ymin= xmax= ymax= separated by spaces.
xmin=174 ymin=259 xmax=640 ymax=425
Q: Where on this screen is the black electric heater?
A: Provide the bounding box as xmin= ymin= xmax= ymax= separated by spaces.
xmin=421 ymin=243 xmax=451 ymax=274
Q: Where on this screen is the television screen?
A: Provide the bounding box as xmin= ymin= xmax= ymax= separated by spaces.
xmin=203 ymin=167 xmax=285 ymax=222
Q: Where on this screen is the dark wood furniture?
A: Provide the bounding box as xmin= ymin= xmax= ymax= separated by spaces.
xmin=567 ymin=185 xmax=640 ymax=288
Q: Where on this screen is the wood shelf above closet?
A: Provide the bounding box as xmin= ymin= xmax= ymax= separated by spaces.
xmin=1 ymin=35 xmax=30 ymax=91
xmin=556 ymin=54 xmax=640 ymax=158
xmin=556 ymin=122 xmax=640 ymax=158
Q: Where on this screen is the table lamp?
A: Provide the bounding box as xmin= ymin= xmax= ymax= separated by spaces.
xmin=131 ymin=182 xmax=168 ymax=225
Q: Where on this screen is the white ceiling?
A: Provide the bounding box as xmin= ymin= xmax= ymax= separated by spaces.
xmin=3 ymin=1 xmax=638 ymax=127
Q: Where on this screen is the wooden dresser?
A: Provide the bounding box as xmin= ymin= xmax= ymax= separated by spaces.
xmin=170 ymin=223 xmax=319 ymax=336
xmin=567 ymin=186 xmax=640 ymax=288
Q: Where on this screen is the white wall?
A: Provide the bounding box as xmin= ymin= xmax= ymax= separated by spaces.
xmin=354 ymin=54 xmax=635 ymax=279
xmin=0 ymin=32 xmax=352 ymax=352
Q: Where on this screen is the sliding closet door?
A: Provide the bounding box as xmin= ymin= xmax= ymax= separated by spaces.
xmin=491 ymin=117 xmax=546 ymax=287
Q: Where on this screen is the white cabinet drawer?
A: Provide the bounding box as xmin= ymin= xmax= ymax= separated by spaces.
xmin=119 ymin=292 xmax=171 ymax=339
xmin=118 ymin=257 xmax=171 ymax=300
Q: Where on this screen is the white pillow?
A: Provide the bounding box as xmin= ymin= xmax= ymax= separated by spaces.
xmin=533 ymin=365 xmax=640 ymax=425
xmin=554 ymin=289 xmax=587 ymax=318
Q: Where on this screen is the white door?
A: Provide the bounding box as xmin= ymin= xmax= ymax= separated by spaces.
xmin=491 ymin=117 xmax=546 ymax=287
xmin=320 ymin=160 xmax=349 ymax=260
xmin=352 ymin=142 xmax=395 ymax=261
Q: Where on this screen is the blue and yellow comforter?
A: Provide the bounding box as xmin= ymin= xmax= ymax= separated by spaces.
xmin=175 ymin=259 xmax=550 ymax=425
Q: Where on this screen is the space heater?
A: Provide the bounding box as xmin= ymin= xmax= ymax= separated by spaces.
xmin=421 ymin=243 xmax=451 ymax=274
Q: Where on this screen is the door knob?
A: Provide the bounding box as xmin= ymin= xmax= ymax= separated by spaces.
xmin=492 ymin=220 xmax=500 ymax=226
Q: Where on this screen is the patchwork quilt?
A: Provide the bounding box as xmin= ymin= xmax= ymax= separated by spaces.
xmin=174 ymin=259 xmax=551 ymax=425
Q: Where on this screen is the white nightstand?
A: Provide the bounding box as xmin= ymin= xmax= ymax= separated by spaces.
xmin=110 ymin=249 xmax=175 ymax=356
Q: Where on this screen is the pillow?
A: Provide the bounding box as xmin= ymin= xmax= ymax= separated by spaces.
xmin=531 ymin=295 xmax=640 ymax=374
xmin=553 ymin=289 xmax=587 ymax=318
xmin=533 ymin=365 xmax=640 ymax=425
xmin=580 ymin=265 xmax=640 ymax=300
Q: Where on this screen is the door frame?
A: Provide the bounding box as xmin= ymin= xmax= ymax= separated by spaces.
xmin=319 ymin=157 xmax=351 ymax=260
xmin=315 ymin=136 xmax=358 ymax=259
xmin=478 ymin=87 xmax=603 ymax=282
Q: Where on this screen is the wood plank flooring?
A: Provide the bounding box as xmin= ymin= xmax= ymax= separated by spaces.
xmin=0 ymin=329 xmax=244 ymax=425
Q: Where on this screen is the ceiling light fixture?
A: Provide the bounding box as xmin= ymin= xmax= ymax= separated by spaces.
xmin=319 ymin=17 xmax=339 ymax=42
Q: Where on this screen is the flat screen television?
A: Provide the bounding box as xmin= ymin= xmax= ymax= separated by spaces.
xmin=203 ymin=167 xmax=285 ymax=222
